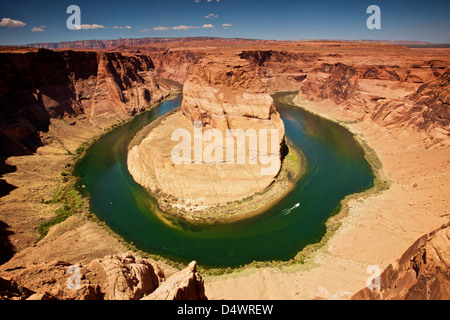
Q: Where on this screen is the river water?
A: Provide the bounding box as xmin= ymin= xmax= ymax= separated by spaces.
xmin=75 ymin=92 xmax=374 ymax=268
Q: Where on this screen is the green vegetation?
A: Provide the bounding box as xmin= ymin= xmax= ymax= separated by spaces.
xmin=34 ymin=93 xmax=189 ymax=271
xmin=36 ymin=143 xmax=91 ymax=242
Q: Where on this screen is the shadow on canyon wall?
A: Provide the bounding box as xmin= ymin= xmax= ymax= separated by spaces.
xmin=0 ymin=220 xmax=15 ymax=265
xmin=0 ymin=159 xmax=17 ymax=198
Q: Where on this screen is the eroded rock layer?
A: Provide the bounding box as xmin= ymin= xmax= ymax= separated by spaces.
xmin=128 ymin=55 xmax=286 ymax=215
xmin=0 ymin=252 xmax=206 ymax=300
xmin=353 ymin=223 xmax=450 ymax=300
xmin=0 ymin=49 xmax=174 ymax=159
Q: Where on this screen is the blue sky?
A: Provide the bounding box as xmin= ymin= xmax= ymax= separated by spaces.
xmin=0 ymin=0 xmax=449 ymax=45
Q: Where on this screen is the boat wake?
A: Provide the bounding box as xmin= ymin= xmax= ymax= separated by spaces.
xmin=281 ymin=202 xmax=300 ymax=216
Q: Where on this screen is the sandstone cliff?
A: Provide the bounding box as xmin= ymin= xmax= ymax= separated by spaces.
xmin=295 ymin=60 xmax=449 ymax=146
xmin=353 ymin=223 xmax=450 ymax=300
xmin=0 ymin=49 xmax=173 ymax=160
xmin=0 ymin=48 xmax=177 ymax=261
xmin=371 ymin=67 xmax=450 ymax=144
xmin=128 ymin=54 xmax=287 ymax=218
xmin=181 ymin=55 xmax=285 ymax=135
xmin=149 ymin=49 xmax=207 ymax=83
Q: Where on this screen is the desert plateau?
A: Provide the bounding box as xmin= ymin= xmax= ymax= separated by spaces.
xmin=0 ymin=0 xmax=449 ymax=304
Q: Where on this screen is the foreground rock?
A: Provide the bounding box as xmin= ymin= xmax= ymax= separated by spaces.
xmin=128 ymin=55 xmax=287 ymax=218
xmin=0 ymin=252 xmax=206 ymax=300
xmin=353 ymin=223 xmax=450 ymax=300
xmin=143 ymin=261 xmax=207 ymax=300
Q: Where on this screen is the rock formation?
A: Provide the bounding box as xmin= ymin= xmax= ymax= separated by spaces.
xmin=299 ymin=63 xmax=359 ymax=104
xmin=0 ymin=252 xmax=206 ymax=300
xmin=87 ymin=252 xmax=165 ymax=300
xmin=353 ymin=223 xmax=450 ymax=300
xmin=143 ymin=261 xmax=207 ymax=300
xmin=127 ymin=55 xmax=286 ymax=217
xmin=0 ymin=49 xmax=174 ymax=160
xmin=371 ymin=67 xmax=450 ymax=144
xmin=293 ymin=58 xmax=449 ymax=147
xmin=1 ymin=39 xmax=449 ymax=301
xmin=180 ymin=55 xmax=285 ymax=134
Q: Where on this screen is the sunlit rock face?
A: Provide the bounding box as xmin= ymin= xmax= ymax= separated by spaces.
xmin=128 ymin=55 xmax=286 ymax=213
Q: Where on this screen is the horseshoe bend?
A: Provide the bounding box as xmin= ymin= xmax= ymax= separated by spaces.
xmin=127 ymin=55 xmax=302 ymax=222
xmin=0 ymin=5 xmax=449 ymax=302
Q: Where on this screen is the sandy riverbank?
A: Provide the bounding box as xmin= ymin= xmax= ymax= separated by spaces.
xmin=204 ymin=95 xmax=449 ymax=300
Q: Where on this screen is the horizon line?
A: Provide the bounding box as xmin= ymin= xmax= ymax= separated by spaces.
xmin=6 ymin=36 xmax=449 ymax=48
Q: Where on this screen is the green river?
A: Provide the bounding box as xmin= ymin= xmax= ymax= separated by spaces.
xmin=75 ymin=92 xmax=374 ymax=268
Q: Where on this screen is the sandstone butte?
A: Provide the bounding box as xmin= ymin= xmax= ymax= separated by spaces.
xmin=127 ymin=54 xmax=288 ymax=220
xmin=0 ymin=39 xmax=449 ymax=300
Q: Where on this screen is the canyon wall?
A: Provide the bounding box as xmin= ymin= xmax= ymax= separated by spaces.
xmin=0 ymin=49 xmax=174 ymax=160
xmin=295 ymin=61 xmax=449 ymax=145
xmin=236 ymin=46 xmax=449 ymax=147
xmin=26 ymin=37 xmax=262 ymax=50
xmin=148 ymin=49 xmax=207 ymax=83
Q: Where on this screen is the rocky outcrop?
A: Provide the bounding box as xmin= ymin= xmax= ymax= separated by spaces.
xmin=353 ymin=223 xmax=450 ymax=300
xmin=299 ymin=63 xmax=359 ymax=104
xmin=370 ymin=68 xmax=449 ymax=145
xmin=295 ymin=58 xmax=449 ymax=146
xmin=0 ymin=276 xmax=34 ymax=300
xmin=0 ymin=49 xmax=173 ymax=160
xmin=0 ymin=252 xmax=207 ymax=300
xmin=143 ymin=261 xmax=207 ymax=300
xmin=127 ymin=55 xmax=287 ymax=217
xmin=149 ymin=49 xmax=207 ymax=83
xmin=181 ymin=55 xmax=285 ymax=135
xmin=87 ymin=252 xmax=165 ymax=300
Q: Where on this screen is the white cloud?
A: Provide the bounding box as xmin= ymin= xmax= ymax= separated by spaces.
xmin=153 ymin=26 xmax=170 ymax=31
xmin=32 ymin=26 xmax=45 ymax=32
xmin=77 ymin=24 xmax=106 ymax=30
xmin=113 ymin=26 xmax=132 ymax=29
xmin=153 ymin=23 xmax=215 ymax=31
xmin=222 ymin=23 xmax=232 ymax=27
xmin=172 ymin=25 xmax=200 ymax=30
xmin=0 ymin=17 xmax=26 ymax=28
xmin=205 ymin=13 xmax=218 ymax=19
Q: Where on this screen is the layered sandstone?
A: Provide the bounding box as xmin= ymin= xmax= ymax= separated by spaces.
xmin=143 ymin=261 xmax=207 ymax=300
xmin=292 ymin=57 xmax=449 ymax=147
xmin=353 ymin=223 xmax=450 ymax=300
xmin=0 ymin=49 xmax=174 ymax=160
xmin=128 ymin=55 xmax=287 ymax=218
xmin=0 ymin=252 xmax=207 ymax=300
xmin=1 ymin=40 xmax=449 ymax=301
